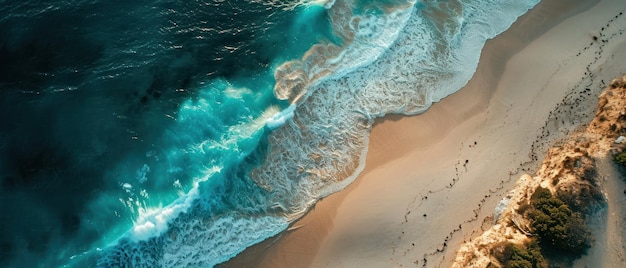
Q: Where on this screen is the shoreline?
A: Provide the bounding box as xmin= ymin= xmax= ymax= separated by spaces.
xmin=221 ymin=0 xmax=626 ymax=266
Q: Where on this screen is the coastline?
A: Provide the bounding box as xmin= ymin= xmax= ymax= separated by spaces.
xmin=222 ymin=0 xmax=626 ymax=267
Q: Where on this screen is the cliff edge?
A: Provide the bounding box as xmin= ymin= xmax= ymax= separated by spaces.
xmin=452 ymin=75 xmax=626 ymax=267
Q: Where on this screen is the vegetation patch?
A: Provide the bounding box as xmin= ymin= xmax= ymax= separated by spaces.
xmin=491 ymin=240 xmax=546 ymax=268
xmin=494 ymin=187 xmax=593 ymax=266
xmin=614 ymin=151 xmax=626 ymax=167
xmin=528 ymin=187 xmax=592 ymax=256
xmin=556 ymin=184 xmax=603 ymax=214
xmin=612 ymin=150 xmax=626 ymax=180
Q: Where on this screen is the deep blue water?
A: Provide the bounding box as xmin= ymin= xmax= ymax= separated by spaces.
xmin=0 ymin=0 xmax=334 ymax=266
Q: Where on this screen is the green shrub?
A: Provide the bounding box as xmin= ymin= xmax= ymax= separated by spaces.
xmin=556 ymin=185 xmax=603 ymax=214
xmin=615 ymin=152 xmax=626 ymax=167
xmin=529 ymin=187 xmax=591 ymax=255
xmin=492 ymin=240 xmax=546 ymax=268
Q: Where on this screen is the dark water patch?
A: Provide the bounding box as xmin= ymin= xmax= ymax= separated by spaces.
xmin=0 ymin=118 xmax=110 ymax=266
xmin=0 ymin=0 xmax=336 ymax=265
xmin=0 ymin=1 xmax=103 ymax=89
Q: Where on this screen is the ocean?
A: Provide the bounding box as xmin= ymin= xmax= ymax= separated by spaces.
xmin=0 ymin=0 xmax=538 ymax=267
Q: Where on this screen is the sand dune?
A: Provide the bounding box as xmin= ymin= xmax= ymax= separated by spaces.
xmin=222 ymin=0 xmax=626 ymax=266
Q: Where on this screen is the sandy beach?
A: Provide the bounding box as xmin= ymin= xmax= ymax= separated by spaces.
xmin=222 ymin=0 xmax=626 ymax=267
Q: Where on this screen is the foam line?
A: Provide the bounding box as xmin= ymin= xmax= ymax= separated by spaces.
xmin=265 ymin=104 xmax=296 ymax=130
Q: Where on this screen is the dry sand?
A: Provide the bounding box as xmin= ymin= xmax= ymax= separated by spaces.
xmin=222 ymin=0 xmax=626 ymax=267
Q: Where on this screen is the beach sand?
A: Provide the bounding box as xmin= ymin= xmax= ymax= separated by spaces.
xmin=222 ymin=0 xmax=626 ymax=266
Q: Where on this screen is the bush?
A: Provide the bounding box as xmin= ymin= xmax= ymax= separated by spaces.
xmin=529 ymin=187 xmax=592 ymax=256
xmin=614 ymin=151 xmax=626 ymax=179
xmin=492 ymin=240 xmax=546 ymax=268
xmin=615 ymin=152 xmax=626 ymax=167
xmin=556 ymin=185 xmax=603 ymax=213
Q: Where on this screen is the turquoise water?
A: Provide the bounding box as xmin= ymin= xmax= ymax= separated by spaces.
xmin=0 ymin=0 xmax=539 ymax=267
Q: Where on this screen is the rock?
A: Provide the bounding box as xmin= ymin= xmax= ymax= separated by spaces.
xmin=493 ymin=198 xmax=510 ymax=223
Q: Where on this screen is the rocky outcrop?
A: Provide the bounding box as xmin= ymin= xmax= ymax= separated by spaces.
xmin=452 ymin=75 xmax=626 ymax=267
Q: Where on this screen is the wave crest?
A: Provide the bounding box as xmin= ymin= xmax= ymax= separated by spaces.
xmin=273 ymin=0 xmax=414 ymax=103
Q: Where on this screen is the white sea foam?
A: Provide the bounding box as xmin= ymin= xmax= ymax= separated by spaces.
xmin=129 ymin=185 xmax=198 ymax=241
xmin=273 ymin=0 xmax=415 ymax=103
xmin=120 ymin=104 xmax=280 ymax=243
xmin=323 ymin=0 xmax=336 ymax=9
xmin=265 ymin=104 xmax=296 ymax=130
xmin=158 ymin=214 xmax=288 ymax=267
